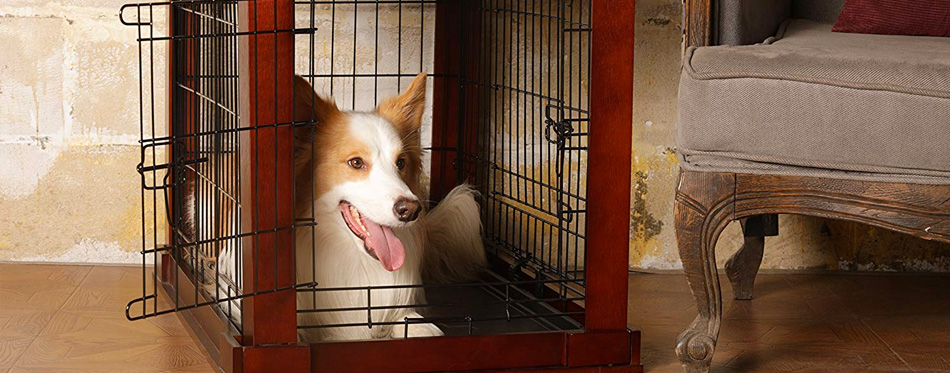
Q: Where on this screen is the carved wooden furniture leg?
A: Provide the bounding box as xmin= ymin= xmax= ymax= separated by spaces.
xmin=724 ymin=214 xmax=776 ymax=300
xmin=674 ymin=171 xmax=736 ymax=373
xmin=673 ymin=172 xmax=950 ymax=372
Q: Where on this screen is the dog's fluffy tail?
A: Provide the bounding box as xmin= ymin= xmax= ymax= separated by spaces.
xmin=423 ymin=184 xmax=487 ymax=283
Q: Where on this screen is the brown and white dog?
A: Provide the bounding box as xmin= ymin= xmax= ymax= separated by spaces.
xmin=200 ymin=73 xmax=486 ymax=341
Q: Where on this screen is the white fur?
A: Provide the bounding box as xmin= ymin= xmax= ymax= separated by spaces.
xmin=294 ymin=206 xmax=430 ymax=340
xmin=314 ymin=113 xmax=419 ymax=228
xmin=188 ymin=187 xmax=244 ymax=322
xmin=212 ymin=112 xmax=486 ymax=341
xmin=423 ymin=185 xmax=486 ymax=284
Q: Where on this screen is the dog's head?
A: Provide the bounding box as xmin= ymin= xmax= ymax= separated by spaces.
xmin=294 ymin=73 xmax=427 ymax=271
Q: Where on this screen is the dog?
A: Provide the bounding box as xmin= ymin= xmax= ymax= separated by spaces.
xmin=191 ymin=72 xmax=486 ymax=341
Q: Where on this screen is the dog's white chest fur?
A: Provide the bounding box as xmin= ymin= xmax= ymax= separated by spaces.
xmin=295 ymin=208 xmax=432 ymax=341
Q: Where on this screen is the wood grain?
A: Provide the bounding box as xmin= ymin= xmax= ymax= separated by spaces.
xmin=311 ymin=332 xmax=567 ymax=372
xmin=430 ymin=0 xmax=464 ymax=201
xmin=734 ymin=174 xmax=950 ymax=242
xmin=632 ymin=272 xmax=950 ymax=372
xmin=723 ymin=218 xmax=766 ymax=300
xmin=586 ymin=0 xmax=637 ymax=333
xmin=674 ymin=170 xmax=950 ymax=372
xmin=0 ymin=265 xmax=214 ymax=372
xmin=7 ymin=265 xmax=950 ymax=372
xmin=673 ymin=171 xmax=735 ymax=373
xmin=684 ymin=0 xmax=713 ymax=47
xmin=238 ymin=0 xmax=299 ymax=347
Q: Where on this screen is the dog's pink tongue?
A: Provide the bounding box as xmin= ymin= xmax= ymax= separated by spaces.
xmin=363 ymin=218 xmax=405 ymax=272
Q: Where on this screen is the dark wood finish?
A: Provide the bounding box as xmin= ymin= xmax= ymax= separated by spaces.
xmin=430 ymin=0 xmax=463 ymax=201
xmin=673 ymin=171 xmax=735 ymax=373
xmin=586 ymin=0 xmax=636 ymax=333
xmin=629 ymin=271 xmax=950 ymax=372
xmin=219 ymin=332 xmax=243 ymax=373
xmin=243 ymin=344 xmax=311 ymax=373
xmin=734 ymin=174 xmax=950 ymax=240
xmin=169 ymin=0 xmax=641 ymax=370
xmin=307 ymin=330 xmax=642 ymax=372
xmin=674 ymin=170 xmax=950 ymax=372
xmin=741 ymin=214 xmax=778 ymax=237
xmin=163 ymin=261 xmax=237 ymax=365
xmin=430 ymin=0 xmax=482 ymax=202
xmin=238 ymin=0 xmax=298 ymax=346
xmin=311 ymin=333 xmax=567 ymax=372
xmin=18 ymin=264 xmax=950 ymax=372
xmin=492 ymin=366 xmax=643 ymax=373
xmin=567 ymin=330 xmax=636 ymax=367
xmin=162 ymin=259 xmax=248 ymax=371
xmin=723 ymin=218 xmax=766 ymax=300
xmin=678 ymin=2 xmax=950 ymax=370
xmin=684 ymin=0 xmax=713 ymax=47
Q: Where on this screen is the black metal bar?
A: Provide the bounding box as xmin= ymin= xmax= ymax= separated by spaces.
xmin=127 ymin=0 xmax=594 ymax=335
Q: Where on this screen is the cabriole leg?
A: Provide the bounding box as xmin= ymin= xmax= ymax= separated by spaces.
xmin=673 ymin=171 xmax=735 ymax=373
xmin=724 ymin=214 xmax=776 ymax=300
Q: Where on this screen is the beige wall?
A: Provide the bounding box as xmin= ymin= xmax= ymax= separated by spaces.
xmin=2 ymin=0 xmax=948 ymax=271
xmin=0 ymin=1 xmax=165 ymax=263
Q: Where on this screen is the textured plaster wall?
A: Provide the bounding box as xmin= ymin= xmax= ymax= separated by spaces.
xmin=0 ymin=2 xmax=430 ymax=264
xmin=0 ymin=1 xmax=166 ymax=263
xmin=2 ymin=0 xmax=947 ymax=270
xmin=628 ymin=0 xmax=950 ymax=271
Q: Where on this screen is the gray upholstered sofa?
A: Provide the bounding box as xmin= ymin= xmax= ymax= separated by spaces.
xmin=679 ymin=0 xmax=950 ymax=183
xmin=674 ymin=1 xmax=950 ymax=372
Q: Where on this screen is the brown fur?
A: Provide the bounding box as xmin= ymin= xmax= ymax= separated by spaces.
xmin=292 ymin=73 xmax=428 ymax=214
xmin=377 ymin=73 xmax=427 ymax=196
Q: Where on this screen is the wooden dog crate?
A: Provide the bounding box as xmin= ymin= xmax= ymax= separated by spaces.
xmin=121 ymin=0 xmax=637 ymax=371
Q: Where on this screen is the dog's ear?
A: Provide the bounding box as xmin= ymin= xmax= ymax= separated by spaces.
xmin=377 ymin=72 xmax=427 ymax=134
xmin=293 ymin=75 xmax=339 ymax=149
xmin=294 ymin=75 xmax=339 ymax=125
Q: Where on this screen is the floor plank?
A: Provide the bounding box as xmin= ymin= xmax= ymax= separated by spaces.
xmin=4 ymin=264 xmax=950 ymax=372
xmin=636 ymin=273 xmax=950 ymax=372
xmin=0 ymin=264 xmax=214 ymax=372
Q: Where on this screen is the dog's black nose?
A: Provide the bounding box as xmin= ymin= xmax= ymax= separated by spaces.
xmin=393 ymin=198 xmax=421 ymax=222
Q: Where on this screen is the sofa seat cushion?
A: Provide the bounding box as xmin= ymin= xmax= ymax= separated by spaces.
xmin=678 ymin=19 xmax=950 ymax=184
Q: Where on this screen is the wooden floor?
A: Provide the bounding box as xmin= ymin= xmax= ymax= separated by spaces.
xmin=0 ymin=264 xmax=213 ymax=372
xmin=2 ymin=264 xmax=950 ymax=372
xmin=632 ymin=272 xmax=950 ymax=372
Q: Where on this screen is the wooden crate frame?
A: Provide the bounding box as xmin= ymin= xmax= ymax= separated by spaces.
xmin=151 ymin=0 xmax=640 ymax=371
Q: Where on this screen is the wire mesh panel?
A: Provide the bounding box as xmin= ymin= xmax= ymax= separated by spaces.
xmin=291 ymin=0 xmax=592 ymax=337
xmin=124 ymin=0 xmax=593 ymax=341
xmin=170 ymin=0 xmax=245 ymax=326
xmin=122 ymin=0 xmax=319 ymax=330
xmin=458 ymin=0 xmax=591 ymax=293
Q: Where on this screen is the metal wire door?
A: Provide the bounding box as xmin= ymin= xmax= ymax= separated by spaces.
xmin=292 ymin=0 xmax=592 ymax=336
xmin=122 ymin=0 xmax=320 ymax=331
xmin=122 ymin=0 xmax=592 ymax=339
xmin=458 ymin=0 xmax=591 ymax=296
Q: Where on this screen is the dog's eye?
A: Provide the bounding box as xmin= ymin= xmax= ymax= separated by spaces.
xmin=396 ymin=157 xmax=406 ymax=170
xmin=347 ymin=157 xmax=365 ymax=170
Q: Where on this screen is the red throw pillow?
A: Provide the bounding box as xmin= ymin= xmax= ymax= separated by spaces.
xmin=832 ymin=0 xmax=950 ymax=37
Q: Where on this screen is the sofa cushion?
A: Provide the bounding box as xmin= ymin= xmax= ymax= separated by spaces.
xmin=678 ymin=19 xmax=950 ymax=184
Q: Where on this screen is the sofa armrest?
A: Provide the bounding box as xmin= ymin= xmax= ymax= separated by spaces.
xmin=718 ymin=0 xmax=791 ymax=45
xmin=686 ymin=0 xmax=791 ymax=47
